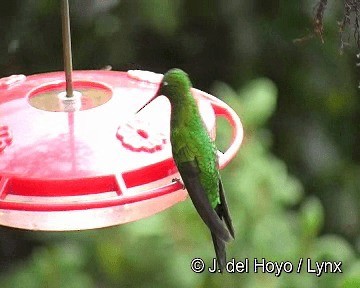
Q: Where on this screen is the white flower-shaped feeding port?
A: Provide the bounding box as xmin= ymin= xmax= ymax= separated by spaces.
xmin=0 ymin=74 xmax=26 ymax=89
xmin=0 ymin=125 xmax=12 ymax=153
xmin=116 ymin=119 xmax=167 ymax=153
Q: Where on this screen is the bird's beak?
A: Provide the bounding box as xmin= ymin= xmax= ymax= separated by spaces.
xmin=136 ymin=84 xmax=162 ymax=113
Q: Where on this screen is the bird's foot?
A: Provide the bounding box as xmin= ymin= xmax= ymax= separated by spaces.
xmin=172 ymin=178 xmax=185 ymax=190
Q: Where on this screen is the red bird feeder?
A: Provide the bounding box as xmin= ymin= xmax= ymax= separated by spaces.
xmin=0 ymin=70 xmax=243 ymax=231
xmin=0 ymin=0 xmax=243 ymax=231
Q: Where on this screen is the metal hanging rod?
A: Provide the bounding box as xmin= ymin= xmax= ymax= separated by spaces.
xmin=61 ymin=0 xmax=74 ymax=97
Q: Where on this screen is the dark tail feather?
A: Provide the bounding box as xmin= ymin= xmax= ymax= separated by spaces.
xmin=178 ymin=161 xmax=232 ymax=242
xmin=218 ymin=178 xmax=235 ymax=239
xmin=211 ymin=232 xmax=226 ymax=273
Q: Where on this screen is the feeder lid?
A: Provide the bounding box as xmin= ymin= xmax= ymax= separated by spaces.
xmin=0 ymin=70 xmax=243 ymax=231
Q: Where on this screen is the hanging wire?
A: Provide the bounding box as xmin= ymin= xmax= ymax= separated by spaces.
xmin=61 ymin=0 xmax=74 ymax=97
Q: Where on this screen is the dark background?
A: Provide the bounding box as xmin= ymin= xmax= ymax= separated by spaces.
xmin=0 ymin=1 xmax=359 ymax=287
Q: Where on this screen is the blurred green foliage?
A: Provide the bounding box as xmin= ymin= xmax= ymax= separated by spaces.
xmin=0 ymin=1 xmax=359 ymax=287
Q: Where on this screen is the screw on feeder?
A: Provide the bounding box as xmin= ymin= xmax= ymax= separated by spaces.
xmin=61 ymin=0 xmax=73 ymax=98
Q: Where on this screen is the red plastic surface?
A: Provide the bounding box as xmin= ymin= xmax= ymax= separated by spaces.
xmin=0 ymin=70 xmax=243 ymax=230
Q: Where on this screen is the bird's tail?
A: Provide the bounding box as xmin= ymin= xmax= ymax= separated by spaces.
xmin=211 ymin=232 xmax=226 ymax=273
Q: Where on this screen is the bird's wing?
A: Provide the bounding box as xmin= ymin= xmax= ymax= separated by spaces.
xmin=177 ymin=160 xmax=232 ymax=242
xmin=217 ymin=178 xmax=235 ymax=239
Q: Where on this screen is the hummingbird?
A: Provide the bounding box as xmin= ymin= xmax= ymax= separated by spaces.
xmin=137 ymin=68 xmax=234 ymax=272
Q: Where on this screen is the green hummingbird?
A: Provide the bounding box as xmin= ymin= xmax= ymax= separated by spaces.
xmin=137 ymin=68 xmax=234 ymax=272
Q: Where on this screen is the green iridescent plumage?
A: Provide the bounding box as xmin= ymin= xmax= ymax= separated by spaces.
xmin=137 ymin=68 xmax=234 ymax=272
